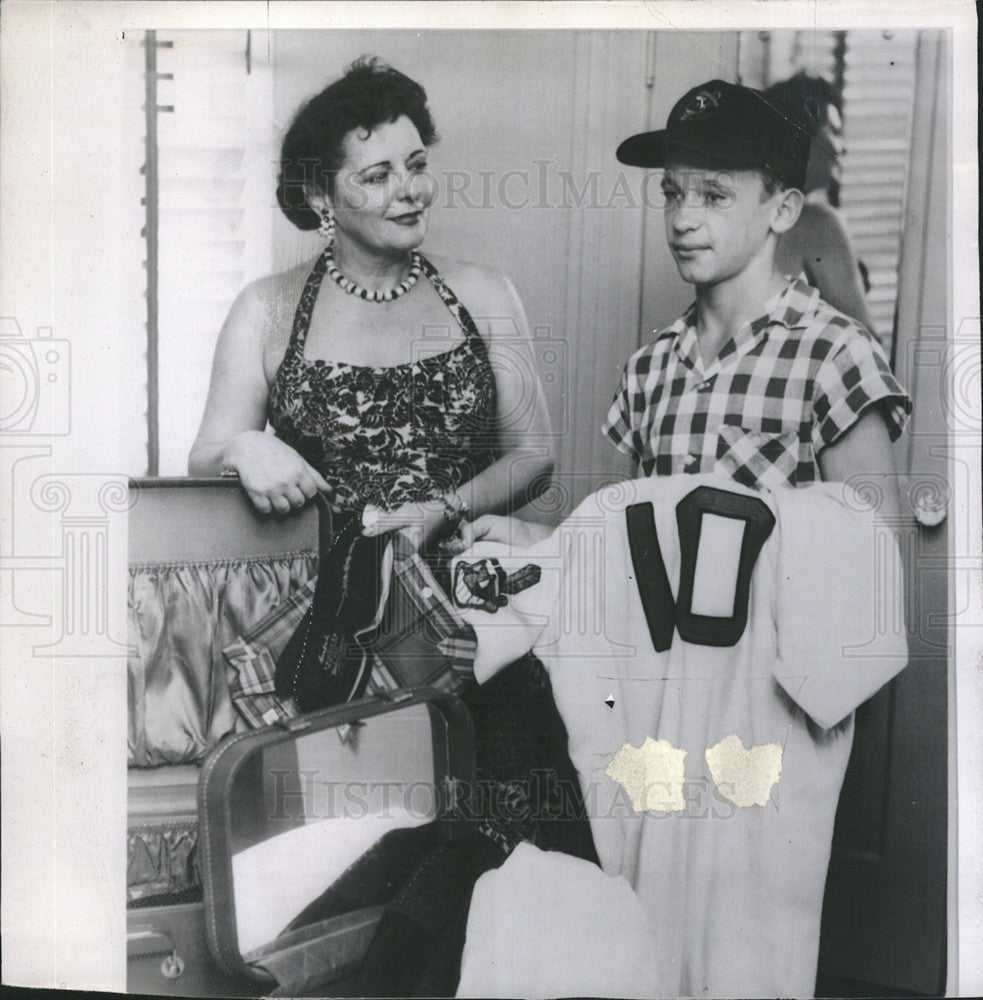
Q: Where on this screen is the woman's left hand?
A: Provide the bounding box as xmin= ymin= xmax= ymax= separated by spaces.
xmin=458 ymin=514 xmax=552 ymax=551
xmin=361 ymin=500 xmax=448 ymax=552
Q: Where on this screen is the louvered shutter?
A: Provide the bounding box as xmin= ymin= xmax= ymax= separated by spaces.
xmin=749 ymin=30 xmax=918 ymax=354
xmin=123 ymin=33 xmax=152 ymax=474
xmin=838 ymin=31 xmax=918 ymax=352
xmin=154 ymin=30 xmax=275 ymax=474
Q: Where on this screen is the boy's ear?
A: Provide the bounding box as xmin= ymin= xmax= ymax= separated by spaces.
xmin=770 ymin=187 xmax=804 ymax=235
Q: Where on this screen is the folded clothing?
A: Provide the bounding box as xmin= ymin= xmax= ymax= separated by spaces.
xmin=231 ymin=808 xmax=431 ymax=956
xmin=456 ymin=842 xmax=662 ymax=999
xmin=281 ymin=822 xmax=445 ymax=935
xmin=226 ymin=531 xmax=476 ymax=729
xmin=352 ymin=830 xmax=508 ymax=998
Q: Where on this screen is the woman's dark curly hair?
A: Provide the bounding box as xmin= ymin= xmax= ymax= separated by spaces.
xmin=765 ymin=72 xmax=844 ymax=202
xmin=764 ymin=72 xmax=842 ymax=138
xmin=276 ymin=57 xmax=438 ymax=231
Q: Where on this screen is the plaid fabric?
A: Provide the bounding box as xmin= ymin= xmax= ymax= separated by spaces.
xmin=366 ymin=550 xmax=476 ymax=696
xmin=224 ymin=548 xmax=475 ymax=728
xmin=603 ymin=275 xmax=911 ymax=491
xmin=223 ymin=580 xmax=313 ymax=728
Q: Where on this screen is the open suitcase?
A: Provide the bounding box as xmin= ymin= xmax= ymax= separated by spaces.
xmin=125 ymin=479 xmax=475 ymax=996
xmin=198 ymin=687 xmax=475 ymax=996
xmin=125 ymin=478 xmax=319 ymax=996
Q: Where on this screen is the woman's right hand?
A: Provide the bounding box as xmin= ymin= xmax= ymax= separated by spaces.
xmin=222 ymin=431 xmax=330 ymax=514
xmin=458 ymin=514 xmax=552 ymax=551
xmin=189 ymin=281 xmax=327 ymax=515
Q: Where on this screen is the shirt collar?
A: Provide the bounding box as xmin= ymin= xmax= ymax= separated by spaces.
xmin=764 ymin=273 xmax=820 ymax=331
xmin=659 ymin=302 xmax=701 ymax=371
xmin=658 ymin=274 xmax=815 ymax=374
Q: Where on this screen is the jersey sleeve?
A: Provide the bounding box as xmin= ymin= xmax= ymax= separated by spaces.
xmin=602 ymin=362 xmax=643 ymax=461
xmin=811 ymin=325 xmax=912 ymax=453
xmin=772 ymin=486 xmax=908 ymax=730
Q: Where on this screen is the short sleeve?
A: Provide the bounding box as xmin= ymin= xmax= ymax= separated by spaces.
xmin=812 ymin=326 xmax=912 ymax=452
xmin=602 ymin=363 xmax=642 ymax=461
xmin=772 ymin=486 xmax=908 ymax=730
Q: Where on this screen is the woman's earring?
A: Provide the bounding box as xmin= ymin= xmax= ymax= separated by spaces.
xmin=318 ymin=208 xmax=335 ymax=244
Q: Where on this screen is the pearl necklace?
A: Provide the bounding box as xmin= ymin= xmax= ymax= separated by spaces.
xmin=324 ymin=246 xmax=423 ymax=303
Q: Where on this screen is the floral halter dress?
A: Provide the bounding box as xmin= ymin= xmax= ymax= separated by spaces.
xmin=270 ymin=249 xmax=597 ymax=889
xmin=268 ymin=249 xmax=498 ymax=512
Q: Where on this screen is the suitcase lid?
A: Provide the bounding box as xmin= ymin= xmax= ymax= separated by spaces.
xmin=128 ymin=476 xmax=319 ymax=565
xmin=198 ymin=687 xmax=475 ymax=985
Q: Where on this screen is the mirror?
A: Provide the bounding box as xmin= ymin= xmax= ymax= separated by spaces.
xmin=225 ymin=702 xmax=449 ymax=958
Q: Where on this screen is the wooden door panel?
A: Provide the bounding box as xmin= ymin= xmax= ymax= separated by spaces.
xmin=828 ymin=686 xmax=894 ymax=858
xmin=817 ymin=31 xmax=949 ymax=997
xmin=819 ymin=605 xmax=949 ymax=996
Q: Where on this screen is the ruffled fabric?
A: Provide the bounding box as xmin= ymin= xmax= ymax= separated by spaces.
xmin=127 ymin=822 xmax=200 ymax=903
xmin=127 ymin=551 xmax=316 ymax=766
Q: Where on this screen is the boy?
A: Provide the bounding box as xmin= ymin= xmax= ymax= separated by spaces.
xmin=452 ymin=80 xmax=911 ymax=998
xmin=605 ymin=79 xmax=910 ymax=516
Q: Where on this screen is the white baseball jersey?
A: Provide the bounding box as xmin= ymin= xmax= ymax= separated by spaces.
xmin=451 ymin=473 xmax=907 ymax=998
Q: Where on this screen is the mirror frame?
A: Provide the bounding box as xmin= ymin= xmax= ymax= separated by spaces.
xmin=198 ymin=688 xmax=475 ymax=982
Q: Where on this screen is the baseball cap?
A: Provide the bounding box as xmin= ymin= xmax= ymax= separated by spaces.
xmin=616 ymin=79 xmax=812 ymax=191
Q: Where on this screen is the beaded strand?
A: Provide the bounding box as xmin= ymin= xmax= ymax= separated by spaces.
xmin=324 ymin=245 xmax=423 ymax=303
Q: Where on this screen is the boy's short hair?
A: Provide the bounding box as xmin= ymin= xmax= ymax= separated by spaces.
xmin=757 ymin=167 xmax=788 ymax=197
xmin=662 ymin=142 xmax=790 ymax=200
xmin=618 ymin=79 xmax=811 ymax=192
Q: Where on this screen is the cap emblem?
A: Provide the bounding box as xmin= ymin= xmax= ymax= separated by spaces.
xmin=679 ymin=88 xmax=721 ymax=121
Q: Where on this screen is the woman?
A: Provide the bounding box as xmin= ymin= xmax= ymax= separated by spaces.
xmin=767 ymin=72 xmax=876 ymax=331
xmin=190 ymin=58 xmax=594 ymax=995
xmin=189 ymin=57 xmax=551 ymax=553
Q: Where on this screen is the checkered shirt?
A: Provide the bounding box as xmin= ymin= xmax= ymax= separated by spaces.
xmin=603 ymin=276 xmax=911 ymax=491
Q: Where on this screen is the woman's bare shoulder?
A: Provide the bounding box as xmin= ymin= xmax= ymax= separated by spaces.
xmin=424 ymin=252 xmax=518 ymax=315
xmin=245 ymin=260 xmax=313 ymax=312
xmin=795 ymin=201 xmax=853 ymax=249
xmin=228 ymin=259 xmax=316 ymax=343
